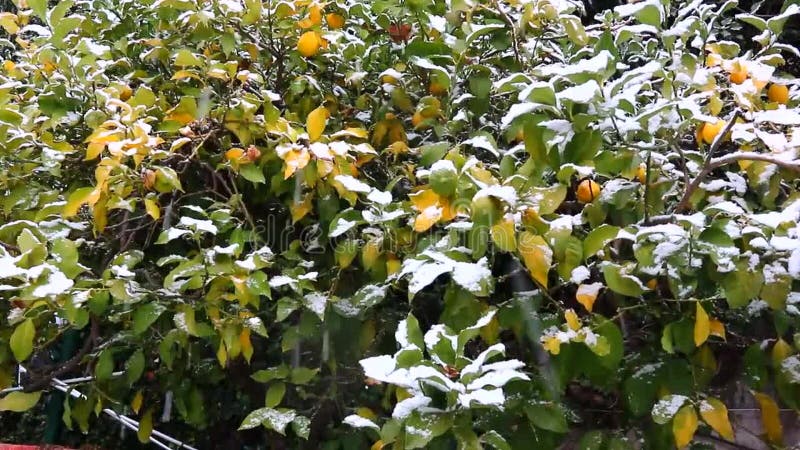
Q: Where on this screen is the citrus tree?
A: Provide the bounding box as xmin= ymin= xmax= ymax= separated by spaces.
xmin=1 ymin=0 xmax=800 ymax=448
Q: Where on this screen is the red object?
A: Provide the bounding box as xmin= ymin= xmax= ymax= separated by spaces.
xmin=388 ymin=23 xmax=412 ymax=43
xmin=0 ymin=446 xmax=76 ymax=449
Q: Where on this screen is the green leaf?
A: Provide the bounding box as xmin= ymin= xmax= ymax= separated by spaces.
xmin=583 ymin=225 xmax=620 ymax=259
xmin=29 ymin=0 xmax=48 ymax=21
xmin=601 ymin=263 xmax=646 ymax=297
xmin=652 ymin=394 xmax=688 ymax=424
xmin=125 ymin=350 xmax=145 ymax=385
xmin=10 ymin=318 xmax=35 ymax=362
xmin=525 ymin=402 xmax=568 ymax=433
xmin=239 ymin=407 xmax=296 ymax=434
xmin=265 ymin=382 xmax=286 ymax=408
xmin=292 ymin=415 xmax=311 ymax=440
xmin=290 ymin=367 xmax=319 ymax=385
xmin=133 ymin=303 xmax=166 ymax=335
xmin=482 ymin=430 xmax=511 ymax=450
xmin=0 ymin=391 xmax=42 ymax=412
xmin=419 ymin=142 xmax=450 ymax=167
xmin=722 ymin=260 xmax=763 ymax=308
xmin=239 ymin=164 xmax=265 ymax=184
xmin=95 ymin=349 xmax=114 ymax=382
xmin=251 ymin=365 xmax=290 ymax=383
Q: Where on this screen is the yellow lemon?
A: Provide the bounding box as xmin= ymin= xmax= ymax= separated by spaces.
xmin=576 ymin=179 xmax=601 ymax=203
xmin=701 ymin=119 xmax=725 ymax=145
xmin=729 ymin=69 xmax=747 ymax=85
xmin=326 ymin=13 xmax=345 ymax=29
xmin=297 ymin=31 xmax=320 ymax=58
xmin=768 ymin=84 xmax=789 ymax=104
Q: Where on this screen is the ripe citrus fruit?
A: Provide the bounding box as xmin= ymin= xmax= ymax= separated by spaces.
xmin=701 ymin=119 xmax=725 ymax=145
xmin=729 ymin=69 xmax=747 ymax=85
xmin=768 ymin=83 xmax=789 ymax=104
xmin=412 ymin=111 xmax=426 ymax=129
xmin=429 ymin=81 xmax=447 ymax=96
xmin=326 ymin=13 xmax=345 ymax=29
xmin=636 ymin=164 xmax=647 ymax=184
xmin=297 ymin=31 xmax=321 ymax=57
xmin=576 ymin=179 xmax=601 ymax=203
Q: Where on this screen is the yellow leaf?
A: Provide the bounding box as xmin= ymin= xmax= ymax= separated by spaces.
xmin=576 ymin=283 xmax=602 ymax=313
xmin=699 ymin=398 xmax=734 ymax=441
xmin=753 ymin=392 xmax=783 ymax=445
xmin=239 ymin=328 xmax=253 ymax=363
xmin=371 ymin=440 xmax=384 ymax=450
xmin=564 ymin=309 xmax=580 ymax=331
xmin=144 ymin=197 xmax=160 ymax=220
xmin=137 ymin=408 xmax=153 ymax=444
xmin=290 ymin=194 xmax=313 ymax=223
xmin=709 ymin=319 xmax=726 ymax=340
xmin=330 ymin=127 xmax=369 ymax=139
xmin=92 ymin=197 xmax=108 ymax=234
xmin=171 ymin=70 xmax=201 ymax=81
xmin=490 ymin=218 xmax=517 ymax=252
xmin=0 ymin=391 xmax=41 ymax=412
xmin=672 ymin=405 xmax=698 ymax=449
xmin=694 ymin=302 xmax=710 ymax=347
xmin=518 ymin=232 xmax=552 ymax=288
xmin=85 ymin=142 xmax=104 ymax=160
xmin=217 ymin=342 xmax=228 ymax=368
xmin=306 ymin=105 xmax=329 ymax=142
xmin=0 ymin=13 xmax=20 ymax=34
xmin=283 ymin=148 xmax=311 ymax=179
xmin=361 ymin=239 xmax=382 ymax=271
xmin=772 ymin=338 xmax=792 ymax=367
xmin=131 ymin=390 xmax=144 ymax=414
xmin=409 ymin=189 xmax=440 ymax=211
xmin=542 ymin=336 xmax=561 ymax=355
xmin=413 ymin=206 xmax=442 ymax=232
xmin=63 ymin=187 xmax=98 ymax=218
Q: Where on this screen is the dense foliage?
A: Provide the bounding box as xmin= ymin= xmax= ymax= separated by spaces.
xmin=1 ymin=0 xmax=800 ymax=448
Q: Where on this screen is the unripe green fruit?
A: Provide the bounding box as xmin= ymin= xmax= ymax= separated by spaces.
xmin=471 ymin=195 xmax=501 ymax=227
xmin=429 ymin=160 xmax=458 ymax=197
xmin=84 ymin=109 xmax=107 ymax=129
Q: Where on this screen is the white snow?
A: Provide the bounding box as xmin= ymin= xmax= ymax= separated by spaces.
xmin=343 ymin=415 xmax=380 ymax=431
xmin=178 ymin=216 xmax=217 ymax=234
xmin=570 ymin=266 xmax=590 ymax=284
xmin=393 ymin=394 xmax=431 ymax=419
xmin=473 ymin=185 xmax=517 ymax=206
xmin=334 ymin=175 xmax=371 ymax=193
xmin=367 ymin=190 xmax=392 ymax=205
xmin=558 ymin=80 xmax=601 ymax=104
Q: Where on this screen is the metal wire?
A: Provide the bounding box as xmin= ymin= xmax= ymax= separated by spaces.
xmin=2 ymin=366 xmax=198 ymax=450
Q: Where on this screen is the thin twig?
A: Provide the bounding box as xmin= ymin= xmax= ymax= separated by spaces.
xmin=675 ymin=111 xmax=742 ymax=213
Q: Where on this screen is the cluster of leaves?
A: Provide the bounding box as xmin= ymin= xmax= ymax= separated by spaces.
xmin=1 ymin=0 xmax=800 ymax=448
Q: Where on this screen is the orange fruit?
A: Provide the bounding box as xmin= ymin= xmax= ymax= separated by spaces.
xmin=729 ymin=69 xmax=747 ymax=85
xmin=119 ymin=85 xmax=133 ymax=101
xmin=701 ymin=119 xmax=725 ymax=145
xmin=381 ymin=75 xmax=398 ymax=85
xmin=429 ymin=81 xmax=447 ymax=96
xmin=225 ymin=147 xmax=245 ymax=162
xmin=412 ymin=111 xmax=426 ymax=129
xmin=326 ymin=13 xmax=345 ymax=29
xmin=768 ymin=84 xmax=789 ymax=104
xmin=576 ymin=179 xmax=601 ymax=203
xmin=647 ymin=279 xmax=658 ymax=290
xmin=297 ymin=31 xmax=321 ymax=57
xmin=636 ymin=164 xmax=647 ymax=184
